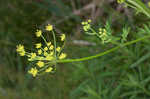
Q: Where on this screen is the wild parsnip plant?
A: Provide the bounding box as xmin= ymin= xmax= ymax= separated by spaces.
xmin=13 ymin=0 xmax=150 ymax=98
xmin=16 ymin=0 xmax=150 ymax=78
xmin=16 ymin=24 xmax=67 ymax=77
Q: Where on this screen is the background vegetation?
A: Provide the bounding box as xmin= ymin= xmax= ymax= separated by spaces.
xmin=1 ymin=0 xmax=150 ymax=99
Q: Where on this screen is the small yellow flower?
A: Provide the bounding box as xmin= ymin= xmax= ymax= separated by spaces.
xmin=59 ymin=53 xmax=67 ymax=59
xmin=45 ymin=67 xmax=53 ymax=72
xmin=16 ymin=44 xmax=24 ymax=52
xmin=47 ymin=42 xmax=51 ymax=46
xmin=35 ymin=29 xmax=42 ymax=37
xmin=44 ymin=51 xmax=48 ymax=56
xmin=81 ymin=22 xmax=85 ymax=25
xmin=31 ymin=53 xmax=36 ymax=59
xmin=45 ymin=24 xmax=53 ymax=31
xmin=35 ymin=43 xmax=42 ymax=49
xmin=16 ymin=45 xmax=26 ymax=56
xmin=50 ymin=45 xmax=54 ymax=50
xmin=38 ymin=49 xmax=42 ymax=55
xmin=19 ymin=50 xmax=25 ymax=56
xmin=44 ymin=47 xmax=48 ymax=51
xmin=98 ymin=28 xmax=111 ymax=44
xmin=88 ymin=19 xmax=91 ymax=23
xmin=36 ymin=61 xmax=44 ymax=68
xmin=99 ymin=31 xmax=102 ymax=34
xmin=99 ymin=28 xmax=102 ymax=31
xmin=56 ymin=47 xmax=61 ymax=52
xmin=60 ymin=34 xmax=65 ymax=41
xmin=28 ymin=67 xmax=38 ymax=77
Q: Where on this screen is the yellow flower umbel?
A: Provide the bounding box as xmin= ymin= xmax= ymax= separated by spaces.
xmin=16 ymin=24 xmax=67 ymax=77
xmin=45 ymin=24 xmax=53 ymax=31
xmin=81 ymin=19 xmax=112 ymax=44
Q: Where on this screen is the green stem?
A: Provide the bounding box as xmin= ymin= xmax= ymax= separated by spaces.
xmin=57 ymin=39 xmax=66 ymax=57
xmin=57 ymin=35 xmax=150 ymax=63
xmin=85 ymin=32 xmax=96 ymax=35
xmin=90 ymin=28 xmax=97 ymax=34
xmin=41 ymin=35 xmax=48 ymax=44
xmin=52 ymin=30 xmax=57 ymax=60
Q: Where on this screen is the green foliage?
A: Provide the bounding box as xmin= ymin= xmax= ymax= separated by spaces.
xmin=1 ymin=0 xmax=150 ymax=99
xmin=121 ymin=26 xmax=130 ymax=43
xmin=125 ymin=0 xmax=150 ymax=18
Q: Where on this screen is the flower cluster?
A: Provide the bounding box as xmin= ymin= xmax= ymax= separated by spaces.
xmin=81 ymin=19 xmax=92 ymax=31
xmin=16 ymin=44 xmax=25 ymax=56
xmin=98 ymin=28 xmax=111 ymax=44
xmin=16 ymin=24 xmax=67 ymax=77
xmin=81 ymin=19 xmax=112 ymax=44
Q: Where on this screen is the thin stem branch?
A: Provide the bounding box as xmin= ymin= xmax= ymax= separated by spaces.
xmin=56 ymin=35 xmax=150 ymax=63
xmin=52 ymin=30 xmax=57 ymax=64
xmin=41 ymin=34 xmax=48 ymax=44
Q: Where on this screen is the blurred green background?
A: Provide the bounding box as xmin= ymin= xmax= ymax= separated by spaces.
xmin=1 ymin=0 xmax=150 ymax=99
